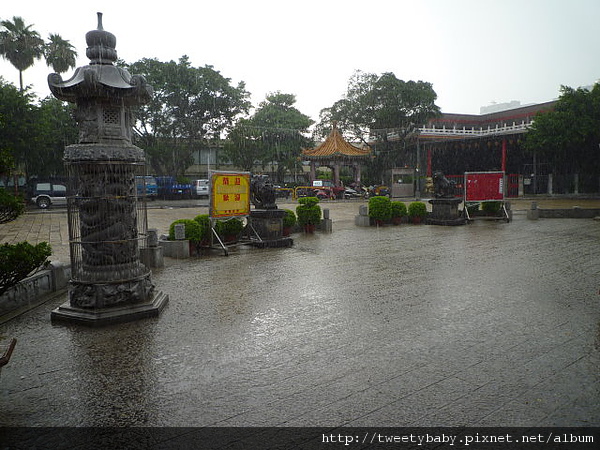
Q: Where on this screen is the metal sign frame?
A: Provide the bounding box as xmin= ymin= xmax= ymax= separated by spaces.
xmin=209 ymin=171 xmax=251 ymax=255
xmin=463 ymin=171 xmax=510 ymax=222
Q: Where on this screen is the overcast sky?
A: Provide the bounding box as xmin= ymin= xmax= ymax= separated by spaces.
xmin=1 ymin=0 xmax=599 ymax=122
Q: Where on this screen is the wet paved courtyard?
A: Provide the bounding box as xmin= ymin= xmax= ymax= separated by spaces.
xmin=1 ymin=200 xmax=599 ymax=427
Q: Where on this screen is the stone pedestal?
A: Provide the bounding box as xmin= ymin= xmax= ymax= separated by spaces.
xmin=427 ymin=197 xmax=466 ymax=226
xmin=321 ymin=208 xmax=333 ymax=232
xmin=140 ymin=229 xmax=164 ymax=267
xmin=527 ymin=201 xmax=540 ymax=220
xmin=355 ymin=204 xmax=370 ymax=227
xmin=248 ymin=209 xmax=293 ymax=248
xmin=140 ymin=247 xmax=164 ymax=267
xmin=51 ymin=291 xmax=168 ymax=327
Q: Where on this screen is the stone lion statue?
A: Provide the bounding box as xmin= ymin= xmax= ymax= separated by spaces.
xmin=250 ymin=175 xmax=277 ymax=209
xmin=433 ymin=171 xmax=456 ymax=198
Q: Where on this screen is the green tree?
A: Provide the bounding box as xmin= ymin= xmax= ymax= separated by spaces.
xmin=0 ymin=126 xmax=24 ymax=223
xmin=28 ymin=97 xmax=77 ymax=177
xmin=317 ymin=70 xmax=440 ymax=181
xmin=223 ymin=118 xmax=264 ymax=171
xmin=0 ymin=79 xmax=76 ymax=179
xmin=0 ymin=148 xmax=13 ymax=175
xmin=127 ymin=56 xmax=251 ymax=176
xmin=0 ymin=78 xmax=35 ymax=175
xmin=0 ymin=16 xmax=45 ymax=91
xmin=525 ymin=84 xmax=600 ymax=182
xmin=318 ymin=71 xmax=440 ymax=140
xmin=225 ymin=92 xmax=313 ymax=183
xmin=44 ymin=33 xmax=77 ymax=74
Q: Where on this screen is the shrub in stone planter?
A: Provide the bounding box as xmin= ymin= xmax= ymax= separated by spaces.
xmin=168 ymin=219 xmax=203 ymax=243
xmin=193 ymin=214 xmax=211 ymax=244
xmin=391 ymin=201 xmax=408 ymax=224
xmin=296 ymin=197 xmax=321 ymax=233
xmin=282 ymin=209 xmax=297 ymax=235
xmin=408 ymin=201 xmax=427 ymax=223
xmin=368 ymin=196 xmax=392 ymax=225
xmin=465 ymin=202 xmax=480 ymax=215
xmin=215 ymin=218 xmax=245 ymax=242
xmin=481 ymin=201 xmax=502 ymax=215
xmin=0 ymin=241 xmax=51 ymax=296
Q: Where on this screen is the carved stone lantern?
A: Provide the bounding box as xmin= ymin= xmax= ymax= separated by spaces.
xmin=49 ymin=13 xmax=168 ymax=325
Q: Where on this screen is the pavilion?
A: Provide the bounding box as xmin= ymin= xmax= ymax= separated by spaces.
xmin=302 ymin=122 xmax=372 ymax=187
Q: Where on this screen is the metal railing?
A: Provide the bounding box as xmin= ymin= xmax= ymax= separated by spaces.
xmin=377 ymin=121 xmax=532 ymax=142
xmin=419 ymin=121 xmax=530 ymax=137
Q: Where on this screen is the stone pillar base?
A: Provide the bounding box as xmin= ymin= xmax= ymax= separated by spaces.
xmin=355 ymin=204 xmax=370 ymax=227
xmin=427 ymin=197 xmax=466 ymax=226
xmin=246 ymin=209 xmax=293 ymax=248
xmin=321 ymin=218 xmax=333 ymax=232
xmin=51 ymin=291 xmax=168 ymax=327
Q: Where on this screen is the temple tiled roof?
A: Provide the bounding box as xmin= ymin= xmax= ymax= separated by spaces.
xmin=302 ymin=122 xmax=372 ymax=159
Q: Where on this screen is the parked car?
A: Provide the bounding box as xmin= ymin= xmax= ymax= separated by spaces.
xmin=30 ymin=182 xmax=68 ymax=209
xmin=171 ymin=183 xmax=193 ymax=198
xmin=312 ymin=180 xmax=345 ymax=198
xmin=156 ymin=176 xmax=193 ymax=199
xmin=135 ymin=175 xmax=158 ymax=199
xmin=193 ymin=179 xmax=210 ymax=198
xmin=314 ymin=188 xmax=335 ymax=200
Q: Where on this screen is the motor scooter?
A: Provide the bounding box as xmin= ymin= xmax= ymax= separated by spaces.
xmin=368 ymin=185 xmax=391 ymax=197
xmin=314 ymin=188 xmax=334 ymax=200
xmin=344 ymin=187 xmax=361 ymax=199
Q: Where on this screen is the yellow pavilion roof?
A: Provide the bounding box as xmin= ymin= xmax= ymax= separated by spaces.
xmin=302 ymin=122 xmax=372 ymax=159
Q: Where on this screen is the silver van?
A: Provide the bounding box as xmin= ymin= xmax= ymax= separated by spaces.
xmin=193 ymin=179 xmax=210 ymax=198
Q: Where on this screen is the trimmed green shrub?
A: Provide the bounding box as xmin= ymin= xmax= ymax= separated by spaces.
xmin=408 ymin=201 xmax=428 ymax=218
xmin=215 ymin=218 xmax=244 ymax=238
xmin=193 ymin=214 xmax=211 ymax=241
xmin=368 ymin=196 xmax=392 ymax=222
xmin=391 ymin=201 xmax=408 ymax=218
xmin=0 ymin=189 xmax=25 ymax=224
xmin=0 ymin=241 xmax=52 ymax=296
xmin=481 ymin=201 xmax=502 ymax=214
xmin=466 ymin=202 xmax=480 ymax=214
xmin=168 ymin=219 xmax=202 ymax=243
xmin=297 ymin=196 xmax=320 ymax=207
xmin=282 ymin=209 xmax=297 ymax=228
xmin=296 ymin=197 xmax=322 ymax=226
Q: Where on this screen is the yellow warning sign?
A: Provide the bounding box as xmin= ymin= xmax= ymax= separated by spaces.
xmin=210 ymin=172 xmax=251 ymax=218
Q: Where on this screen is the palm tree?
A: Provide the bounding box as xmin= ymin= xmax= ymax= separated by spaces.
xmin=44 ymin=33 xmax=77 ymax=74
xmin=0 ymin=16 xmax=45 ymax=91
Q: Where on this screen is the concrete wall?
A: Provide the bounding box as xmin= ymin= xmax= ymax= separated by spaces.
xmin=0 ymin=262 xmax=70 ymax=317
xmin=538 ymin=208 xmax=600 ymax=218
xmin=159 ymin=239 xmax=190 ymax=258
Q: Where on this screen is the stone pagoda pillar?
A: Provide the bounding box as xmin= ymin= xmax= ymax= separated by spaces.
xmin=49 ymin=13 xmax=168 ymax=325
